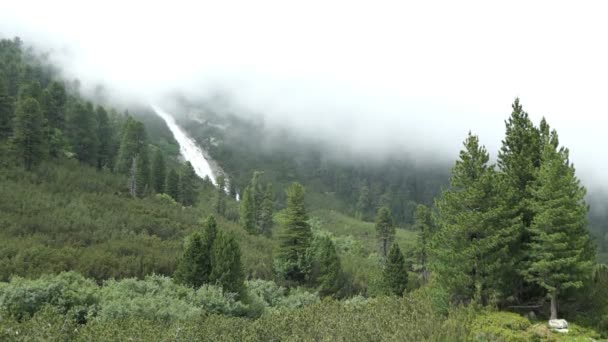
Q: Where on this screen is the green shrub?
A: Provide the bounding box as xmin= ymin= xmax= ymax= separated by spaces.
xmin=468 ymin=311 xmax=531 ymax=341
xmin=0 ymin=272 xmax=98 ymax=322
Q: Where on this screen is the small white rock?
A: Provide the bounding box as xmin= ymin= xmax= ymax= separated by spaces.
xmin=549 ymin=319 xmax=569 ymax=330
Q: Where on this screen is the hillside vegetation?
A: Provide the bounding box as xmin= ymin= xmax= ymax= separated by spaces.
xmin=1 ymin=37 xmax=607 ymax=340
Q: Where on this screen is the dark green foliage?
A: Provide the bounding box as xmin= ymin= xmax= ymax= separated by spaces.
xmin=11 ymin=97 xmax=46 ymax=169
xmin=241 ymin=185 xmax=256 ymax=234
xmin=356 ymin=185 xmax=372 ymax=221
xmin=375 ymin=207 xmax=394 ymax=258
xmin=311 ymin=236 xmax=343 ymax=297
xmin=179 ymin=161 xmax=197 ymax=206
xmin=413 ymin=204 xmax=433 ymax=284
xmin=497 ymin=99 xmax=543 ymax=299
xmin=434 ymin=133 xmax=518 ymax=305
xmin=210 ymin=232 xmax=245 ymax=299
xmin=215 ymin=175 xmax=226 ymax=216
xmin=165 ymin=168 xmax=180 ymax=201
xmin=0 ymin=74 xmax=14 ymax=140
xmin=96 ymin=106 xmax=113 ymax=169
xmin=276 ymin=182 xmax=313 ymax=284
xmin=115 ymin=117 xmax=148 ymax=174
xmin=523 ymin=131 xmax=594 ymax=319
xmin=383 ymin=243 xmax=408 ymax=296
xmin=44 ymin=81 xmax=67 ymax=129
xmin=174 ymin=233 xmax=207 ymax=288
xmin=65 ymin=101 xmax=99 ymax=166
xmin=151 ymin=149 xmax=166 ymax=193
xmin=135 ymin=150 xmax=151 ymax=197
xmin=239 ymin=171 xmax=273 ymax=234
xmin=260 ymin=183 xmax=274 ymax=236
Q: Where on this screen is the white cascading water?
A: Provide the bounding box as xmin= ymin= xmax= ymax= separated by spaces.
xmin=151 ymin=105 xmax=217 ymax=185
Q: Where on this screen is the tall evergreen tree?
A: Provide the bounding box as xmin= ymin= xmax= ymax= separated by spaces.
xmin=210 ymin=232 xmax=245 ymax=299
xmin=135 ymin=151 xmax=150 ymax=197
xmin=259 ymin=183 xmax=274 ymax=236
xmin=383 ymin=243 xmax=408 ymax=296
xmin=413 ymin=204 xmax=433 ymax=284
xmin=240 ymin=185 xmax=257 ymax=234
xmin=312 ymin=236 xmax=343 ymax=297
xmin=66 ymin=101 xmax=98 ymax=166
xmin=44 ymin=81 xmax=67 ymax=129
xmin=523 ymin=132 xmax=594 ymax=319
xmin=356 ymin=185 xmax=372 ymax=221
xmin=173 ymin=232 xmax=207 ymax=288
xmin=179 ymin=162 xmax=197 ymax=206
xmin=174 ymin=215 xmax=218 ymax=288
xmin=375 ymin=207 xmax=395 ymax=258
xmin=151 ymin=149 xmax=166 ymax=193
xmin=434 ymin=133 xmax=519 ymax=304
xmin=115 ymin=118 xmax=148 ymax=174
xmin=11 ymin=97 xmax=45 ymax=169
xmin=215 ymin=175 xmax=227 ymax=216
xmin=276 ymin=182 xmax=313 ymax=284
xmin=497 ymin=98 xmax=543 ymax=299
xmin=199 ymin=215 xmax=218 ymax=284
xmin=0 ymin=74 xmax=15 ymax=140
xmin=250 ymin=171 xmax=265 ymax=225
xmin=96 ymin=106 xmax=112 ymax=169
xmin=166 ymin=169 xmax=180 ymax=201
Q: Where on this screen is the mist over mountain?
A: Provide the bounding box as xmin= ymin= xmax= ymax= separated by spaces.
xmin=1 ymin=1 xmax=607 ymax=191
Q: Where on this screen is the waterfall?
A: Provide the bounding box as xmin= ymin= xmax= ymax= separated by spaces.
xmin=151 ymin=105 xmax=217 ymax=185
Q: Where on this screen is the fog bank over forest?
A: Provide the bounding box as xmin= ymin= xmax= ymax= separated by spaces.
xmin=1 ymin=0 xmax=607 ymax=190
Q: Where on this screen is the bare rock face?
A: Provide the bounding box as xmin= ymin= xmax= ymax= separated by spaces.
xmin=548 ymin=319 xmax=569 ymax=333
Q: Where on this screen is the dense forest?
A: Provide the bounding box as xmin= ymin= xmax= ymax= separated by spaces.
xmin=1 ymin=37 xmax=608 ymax=340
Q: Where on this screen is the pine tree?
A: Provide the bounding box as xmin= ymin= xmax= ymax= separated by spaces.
xmin=179 ymin=162 xmax=197 ymax=206
xmin=375 ymin=207 xmax=395 ymax=258
xmin=259 ymin=183 xmax=274 ymax=236
xmin=166 ymin=169 xmax=180 ymax=201
xmin=174 ymin=216 xmax=218 ymax=288
xmin=413 ymin=204 xmax=433 ymax=284
xmin=128 ymin=156 xmax=138 ymax=198
xmin=151 ymin=149 xmax=166 ymax=193
xmin=173 ymin=232 xmax=207 ymax=288
xmin=96 ymin=106 xmax=112 ymax=169
xmin=66 ymin=101 xmax=98 ymax=166
xmin=497 ymin=98 xmax=543 ymax=300
xmin=215 ymin=175 xmax=226 ymax=216
xmin=356 ymin=185 xmax=372 ymax=221
xmin=11 ymin=97 xmax=45 ymax=170
xmin=276 ymin=182 xmax=313 ymax=284
xmin=251 ymin=171 xmax=265 ymax=225
xmin=313 ymin=236 xmax=343 ymax=297
xmin=135 ymin=150 xmax=150 ymax=197
xmin=44 ymin=81 xmax=67 ymax=129
xmin=210 ymin=232 xmax=245 ymax=299
xmin=240 ymin=185 xmax=257 ymax=234
xmin=523 ymin=132 xmax=594 ymax=320
xmin=0 ymin=74 xmax=15 ymax=140
xmin=434 ymin=133 xmax=519 ymax=304
xmin=115 ymin=118 xmax=148 ymax=174
xmin=383 ymin=243 xmax=408 ymax=296
xmin=201 ymin=215 xmax=218 ymax=284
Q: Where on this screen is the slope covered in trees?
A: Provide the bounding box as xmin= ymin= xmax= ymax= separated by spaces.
xmin=1 ymin=37 xmax=607 ymax=339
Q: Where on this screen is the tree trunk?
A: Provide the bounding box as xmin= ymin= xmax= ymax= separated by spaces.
xmin=550 ymin=292 xmax=558 ymax=320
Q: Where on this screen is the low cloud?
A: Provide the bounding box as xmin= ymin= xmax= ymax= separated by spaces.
xmin=1 ymin=0 xmax=607 ymax=189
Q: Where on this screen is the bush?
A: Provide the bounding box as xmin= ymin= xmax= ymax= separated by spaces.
xmin=0 ymin=272 xmax=99 ymax=322
xmin=468 ymin=311 xmax=531 ymax=341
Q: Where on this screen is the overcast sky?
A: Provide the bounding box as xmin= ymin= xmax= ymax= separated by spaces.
xmin=1 ymin=0 xmax=607 ymax=189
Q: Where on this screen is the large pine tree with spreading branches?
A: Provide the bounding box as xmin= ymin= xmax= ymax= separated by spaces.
xmin=523 ymin=129 xmax=594 ymax=319
xmin=434 ymin=132 xmax=519 ymax=305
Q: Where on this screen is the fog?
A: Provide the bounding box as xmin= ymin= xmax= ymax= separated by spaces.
xmin=1 ymin=1 xmax=607 ymax=189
